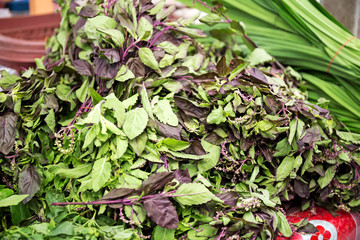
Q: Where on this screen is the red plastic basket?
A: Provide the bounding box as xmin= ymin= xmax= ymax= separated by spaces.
xmin=0 ymin=13 xmax=61 ymax=71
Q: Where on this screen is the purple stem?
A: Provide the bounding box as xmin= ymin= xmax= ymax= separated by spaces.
xmin=148 ymin=26 xmax=174 ymax=48
xmin=221 ymin=141 xmax=237 ymax=163
xmin=188 ymin=223 xmax=203 ymax=233
xmin=351 ymin=161 xmax=360 ymax=182
xmin=163 ymin=154 xmax=169 ymax=171
xmin=122 ymin=39 xmax=137 ymax=61
xmin=68 ymin=98 xmax=91 ymax=126
xmin=62 ymin=32 xmax=72 ymax=57
xmin=215 ymin=227 xmax=226 ymax=240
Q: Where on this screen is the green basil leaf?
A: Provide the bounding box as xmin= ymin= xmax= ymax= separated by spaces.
xmin=138 ymin=47 xmax=160 ymax=71
xmin=123 ymin=108 xmax=148 ymax=140
xmin=92 ymin=158 xmax=112 ymax=192
xmin=174 ymin=183 xmax=214 ymax=205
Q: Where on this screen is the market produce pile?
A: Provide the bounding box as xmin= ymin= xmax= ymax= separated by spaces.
xmin=0 ymin=0 xmax=359 ymax=239
xmin=179 ymin=0 xmax=360 ymax=133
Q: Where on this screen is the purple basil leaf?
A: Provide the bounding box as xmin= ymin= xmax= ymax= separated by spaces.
xmin=46 ymin=58 xmax=64 ymax=72
xmin=93 ymin=57 xmax=121 ymax=79
xmin=174 ymin=96 xmax=208 ymax=119
xmin=127 ymin=58 xmax=145 ymax=77
xmin=294 ymin=180 xmax=309 ymax=198
xmin=247 ymin=68 xmax=269 ymax=85
xmin=308 ymin=103 xmax=331 ymax=119
xmin=73 ymin=17 xmax=86 ymax=32
xmin=297 ymin=223 xmax=319 ymax=234
xmin=229 ymin=79 xmax=242 ymax=87
xmin=140 ymin=172 xmax=175 ymax=195
xmin=216 ymin=56 xmax=230 ymax=77
xmin=195 ymin=72 xmax=218 ymax=80
xmin=143 ymin=196 xmax=179 ymax=229
xmin=79 ymin=4 xmax=100 ymax=17
xmin=18 ymin=165 xmax=42 ymax=204
xmin=0 ymin=112 xmax=17 ymax=155
xmin=264 ymin=96 xmax=278 ymax=113
xmin=156 ymin=121 xmax=182 ymax=140
xmin=259 ymin=145 xmax=273 ymax=162
xmin=153 ymin=48 xmax=165 ymax=61
xmin=184 ymin=141 xmax=206 ymax=156
xmin=174 ymin=169 xmax=191 ymax=184
xmin=204 ymin=133 xmax=224 ymax=146
xmin=216 ymin=192 xmax=239 ymax=207
xmin=346 ymin=144 xmax=359 ymax=151
xmin=171 ymin=66 xmax=190 ymax=77
xmin=319 ymin=187 xmax=330 ymax=202
xmin=150 ymin=31 xmax=179 ymax=47
xmin=101 ymin=49 xmax=121 ymax=63
xmin=73 ymin=59 xmax=93 ymax=76
xmin=300 ymin=127 xmax=321 ymax=144
xmin=229 ymin=58 xmax=246 ymax=71
xmin=44 ymin=94 xmax=59 ymax=112
xmin=219 ymin=85 xmax=226 ymax=94
xmin=101 ymin=188 xmax=137 ymax=201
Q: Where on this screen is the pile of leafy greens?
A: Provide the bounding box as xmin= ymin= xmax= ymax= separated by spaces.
xmin=0 ymin=0 xmax=359 ymax=239
xmin=179 ymin=0 xmax=360 ymax=133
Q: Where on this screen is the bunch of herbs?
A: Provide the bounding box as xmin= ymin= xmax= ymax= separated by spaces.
xmin=0 ymin=0 xmax=359 ymax=239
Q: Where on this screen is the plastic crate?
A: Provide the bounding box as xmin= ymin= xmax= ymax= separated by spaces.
xmin=6 ymin=0 xmax=29 ymax=12
xmin=0 ymin=13 xmax=61 ymax=71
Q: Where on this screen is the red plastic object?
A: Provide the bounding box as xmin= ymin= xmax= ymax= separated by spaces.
xmin=277 ymin=207 xmax=360 ymax=240
xmin=0 ymin=13 xmax=61 ymax=71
